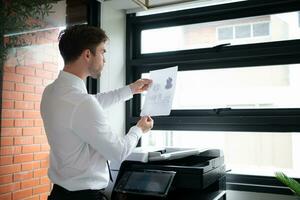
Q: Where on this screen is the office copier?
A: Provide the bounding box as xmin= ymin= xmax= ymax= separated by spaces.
xmin=111 ymin=147 xmax=226 ymax=200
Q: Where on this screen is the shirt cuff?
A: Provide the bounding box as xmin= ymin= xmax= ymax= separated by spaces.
xmin=120 ymin=86 xmax=133 ymax=101
xmin=128 ymin=126 xmax=143 ymax=139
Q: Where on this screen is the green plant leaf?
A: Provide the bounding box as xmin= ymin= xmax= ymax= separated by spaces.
xmin=275 ymin=172 xmax=300 ymax=196
xmin=1 ymin=0 xmax=59 ymax=61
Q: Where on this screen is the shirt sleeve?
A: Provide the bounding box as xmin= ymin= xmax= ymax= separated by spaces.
xmin=93 ymin=86 xmax=133 ymax=109
xmin=70 ymin=96 xmax=143 ymax=162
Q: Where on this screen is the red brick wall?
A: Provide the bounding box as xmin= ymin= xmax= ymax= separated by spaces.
xmin=0 ymin=29 xmax=62 ymax=200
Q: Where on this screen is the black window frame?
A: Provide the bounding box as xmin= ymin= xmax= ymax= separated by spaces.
xmin=126 ymin=0 xmax=300 ymax=132
xmin=125 ymin=0 xmax=300 ymax=195
xmin=87 ymin=0 xmax=101 ymax=94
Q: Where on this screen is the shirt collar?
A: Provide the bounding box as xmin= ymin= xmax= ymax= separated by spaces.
xmin=58 ymin=70 xmax=87 ymax=93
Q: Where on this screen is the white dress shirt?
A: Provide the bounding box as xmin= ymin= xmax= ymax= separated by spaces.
xmin=40 ymin=71 xmax=143 ymax=191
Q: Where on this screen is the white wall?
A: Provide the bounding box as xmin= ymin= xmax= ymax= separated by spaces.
xmin=100 ymin=3 xmax=127 ymax=198
xmin=101 ymin=2 xmax=127 ymax=137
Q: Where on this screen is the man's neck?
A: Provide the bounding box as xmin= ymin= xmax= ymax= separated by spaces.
xmin=63 ymin=63 xmax=87 ymax=80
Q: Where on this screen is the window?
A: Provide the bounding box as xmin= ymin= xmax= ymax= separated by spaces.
xmin=126 ymin=0 xmax=300 ymax=194
xmin=235 ymin=24 xmax=251 ymax=38
xmin=141 ymin=64 xmax=300 ymax=110
xmin=218 ymin=26 xmax=233 ymax=40
xmin=218 ymin=21 xmax=270 ymax=41
xmin=299 ymin=11 xmax=300 ymax=27
xmin=253 ymin=22 xmax=270 ymax=37
xmin=141 ymin=12 xmax=298 ymax=54
xmin=142 ymin=130 xmax=300 ymax=178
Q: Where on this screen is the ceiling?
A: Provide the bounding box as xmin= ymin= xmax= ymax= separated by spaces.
xmin=100 ymin=0 xmax=202 ymax=10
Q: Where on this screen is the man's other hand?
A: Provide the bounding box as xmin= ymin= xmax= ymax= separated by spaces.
xmin=137 ymin=116 xmax=153 ymax=133
xmin=129 ymin=79 xmax=152 ymax=94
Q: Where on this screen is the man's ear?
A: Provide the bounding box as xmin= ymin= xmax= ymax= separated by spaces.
xmin=82 ymin=49 xmax=91 ymax=62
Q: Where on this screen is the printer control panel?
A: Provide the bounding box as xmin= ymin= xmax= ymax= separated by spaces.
xmin=114 ymin=170 xmax=176 ymax=197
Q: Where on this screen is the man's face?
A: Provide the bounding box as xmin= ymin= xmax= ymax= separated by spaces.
xmin=88 ymin=42 xmax=106 ymax=79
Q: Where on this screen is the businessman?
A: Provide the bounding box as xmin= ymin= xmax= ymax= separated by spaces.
xmin=41 ymin=25 xmax=153 ymax=200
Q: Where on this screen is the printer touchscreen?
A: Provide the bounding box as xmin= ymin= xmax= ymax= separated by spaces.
xmin=115 ymin=170 xmax=176 ymax=197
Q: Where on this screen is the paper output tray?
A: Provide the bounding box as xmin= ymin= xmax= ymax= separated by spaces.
xmin=148 ymin=148 xmax=203 ymax=161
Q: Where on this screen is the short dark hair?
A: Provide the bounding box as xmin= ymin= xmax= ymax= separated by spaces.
xmin=58 ymin=25 xmax=108 ymax=64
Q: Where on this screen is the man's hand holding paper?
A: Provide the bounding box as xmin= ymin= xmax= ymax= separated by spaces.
xmin=129 ymin=79 xmax=153 ymax=94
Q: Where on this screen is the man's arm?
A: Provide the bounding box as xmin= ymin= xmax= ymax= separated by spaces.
xmin=94 ymin=79 xmax=152 ymax=109
xmin=94 ymin=86 xmax=132 ymax=109
xmin=71 ymin=96 xmax=152 ymax=162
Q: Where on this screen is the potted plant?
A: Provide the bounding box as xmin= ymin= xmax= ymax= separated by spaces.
xmin=275 ymin=172 xmax=300 ymax=197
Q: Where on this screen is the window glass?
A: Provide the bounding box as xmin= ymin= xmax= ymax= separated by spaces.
xmin=142 ymin=64 xmax=300 ymax=109
xmin=141 ymin=11 xmax=300 ymax=54
xmin=298 ymin=11 xmax=300 ymax=27
xmin=235 ymin=24 xmax=251 ymax=38
xmin=218 ymin=27 xmax=233 ymax=40
xmin=253 ymin=22 xmax=270 ymax=37
xmin=141 ymin=130 xmax=300 ymax=178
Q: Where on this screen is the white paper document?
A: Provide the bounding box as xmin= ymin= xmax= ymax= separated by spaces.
xmin=140 ymin=66 xmax=178 ymax=116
